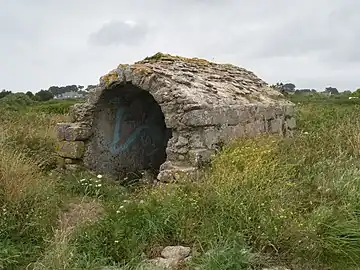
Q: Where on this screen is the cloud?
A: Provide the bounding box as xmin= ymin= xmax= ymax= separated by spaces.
xmin=1 ymin=0 xmax=360 ymax=92
xmin=88 ymin=20 xmax=149 ymax=47
xmin=246 ymin=0 xmax=360 ymax=64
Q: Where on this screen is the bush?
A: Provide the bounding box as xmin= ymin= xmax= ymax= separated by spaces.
xmin=0 ymin=93 xmax=35 ymax=111
xmin=27 ymin=99 xmax=80 ymax=114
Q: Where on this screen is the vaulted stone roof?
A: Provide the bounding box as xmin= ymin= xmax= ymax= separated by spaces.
xmin=98 ymin=52 xmax=290 ymax=109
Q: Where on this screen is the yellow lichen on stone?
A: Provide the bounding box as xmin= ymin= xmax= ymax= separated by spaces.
xmin=101 ymin=70 xmax=119 ymax=86
xmin=117 ymin=63 xmax=129 ymax=69
xmin=137 ymin=52 xmax=211 ymax=66
xmin=132 ymin=64 xmax=154 ymax=75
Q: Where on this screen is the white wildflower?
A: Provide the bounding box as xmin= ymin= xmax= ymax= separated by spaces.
xmin=119 ymin=205 xmax=124 ymax=209
xmin=114 ymin=240 xmax=119 ymax=243
xmin=80 ymin=179 xmax=86 ymax=182
xmin=97 ymin=174 xmax=103 ymax=179
xmin=96 ymin=184 xmax=102 ymax=187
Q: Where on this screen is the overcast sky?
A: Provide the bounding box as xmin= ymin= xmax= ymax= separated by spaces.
xmin=1 ymin=0 xmax=359 ymax=92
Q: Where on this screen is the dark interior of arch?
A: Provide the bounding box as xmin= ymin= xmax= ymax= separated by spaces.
xmin=86 ymin=83 xmax=172 ymax=180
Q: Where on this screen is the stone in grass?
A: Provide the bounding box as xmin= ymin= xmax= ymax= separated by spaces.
xmin=161 ymin=246 xmax=191 ymax=260
xmin=145 ymin=246 xmax=191 ymax=270
xmin=147 ymin=257 xmax=177 ymax=269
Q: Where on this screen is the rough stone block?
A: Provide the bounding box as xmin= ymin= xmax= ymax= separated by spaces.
xmin=69 ymin=103 xmax=94 ymax=123
xmin=176 ymin=147 xmax=189 ymax=154
xmin=56 ymin=141 xmax=85 ymax=159
xmin=64 ymin=123 xmax=92 ymax=141
xmin=158 ymin=161 xmax=198 ymax=182
xmin=220 ymin=124 xmax=246 ymax=141
xmin=263 ymin=106 xmax=276 ymax=119
xmin=189 ymin=132 xmax=205 ymax=148
xmin=255 ymin=119 xmax=266 ymax=133
xmin=284 ymin=104 xmax=295 ymax=116
xmin=55 ymin=123 xmax=71 ymax=140
xmin=286 ymin=117 xmax=296 ymax=130
xmin=270 ymin=118 xmax=284 ymax=134
xmin=175 ymin=135 xmax=189 ymax=147
xmin=161 ymin=246 xmax=191 ymax=260
xmin=202 ymin=127 xmax=221 ymax=149
xmin=181 ymin=106 xmax=251 ymax=126
xmin=157 ymin=166 xmax=197 ymax=182
xmin=188 ymin=149 xmax=215 ymax=167
xmin=245 ymin=122 xmax=258 ymax=136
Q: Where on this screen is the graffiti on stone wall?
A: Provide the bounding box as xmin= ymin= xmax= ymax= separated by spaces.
xmin=109 ymin=98 xmax=165 ymax=158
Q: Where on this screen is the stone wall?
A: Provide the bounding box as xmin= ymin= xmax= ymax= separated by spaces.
xmin=157 ymin=103 xmax=295 ymax=180
xmin=54 ymin=53 xmax=296 ymax=182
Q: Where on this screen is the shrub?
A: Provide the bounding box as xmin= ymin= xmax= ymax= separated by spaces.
xmin=0 ymin=93 xmax=35 ymax=111
xmin=27 ymin=99 xmax=80 ymax=114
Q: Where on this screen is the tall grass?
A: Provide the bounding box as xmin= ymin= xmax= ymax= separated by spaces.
xmin=1 ymin=99 xmax=360 ymax=269
xmin=0 ymin=105 xmax=69 ymax=269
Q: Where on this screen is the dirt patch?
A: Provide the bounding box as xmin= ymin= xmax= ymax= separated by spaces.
xmin=59 ymin=200 xmax=103 ymax=234
xmin=32 ymin=200 xmax=103 ymax=269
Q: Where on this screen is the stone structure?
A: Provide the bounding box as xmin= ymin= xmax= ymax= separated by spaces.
xmin=55 ymin=53 xmax=296 ymax=181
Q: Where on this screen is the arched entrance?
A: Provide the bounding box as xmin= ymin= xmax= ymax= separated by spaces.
xmin=83 ymin=83 xmax=172 ymax=179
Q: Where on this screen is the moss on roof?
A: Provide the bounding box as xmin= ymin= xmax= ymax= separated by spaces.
xmin=137 ymin=52 xmax=212 ymax=66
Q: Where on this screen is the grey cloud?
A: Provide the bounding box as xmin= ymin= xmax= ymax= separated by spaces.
xmin=1 ymin=0 xmax=360 ymax=92
xmin=88 ymin=20 xmax=149 ymax=47
xmin=319 ymin=1 xmax=360 ymax=64
xmin=246 ymin=0 xmax=360 ymax=65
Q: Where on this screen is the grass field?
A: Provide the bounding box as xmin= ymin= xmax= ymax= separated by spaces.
xmin=1 ymin=95 xmax=360 ymax=269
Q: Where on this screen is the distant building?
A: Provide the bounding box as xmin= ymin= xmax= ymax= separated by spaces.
xmin=54 ymin=91 xmax=85 ymax=100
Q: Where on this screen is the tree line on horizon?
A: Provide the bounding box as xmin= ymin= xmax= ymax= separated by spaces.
xmin=0 ymin=84 xmax=97 ymax=101
xmin=270 ymin=82 xmax=360 ymax=96
xmin=1 ymin=82 xmax=360 ymax=103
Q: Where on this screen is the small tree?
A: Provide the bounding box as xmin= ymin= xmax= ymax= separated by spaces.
xmin=283 ymin=83 xmax=296 ymax=92
xmin=0 ymin=89 xmax=12 ymax=99
xmin=350 ymin=88 xmax=360 ymax=97
xmin=35 ymin=90 xmax=54 ymax=101
xmin=25 ymin=91 xmax=35 ymax=99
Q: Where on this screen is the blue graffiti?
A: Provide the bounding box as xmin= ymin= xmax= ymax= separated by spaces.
xmin=110 ymin=102 xmax=164 ymax=155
